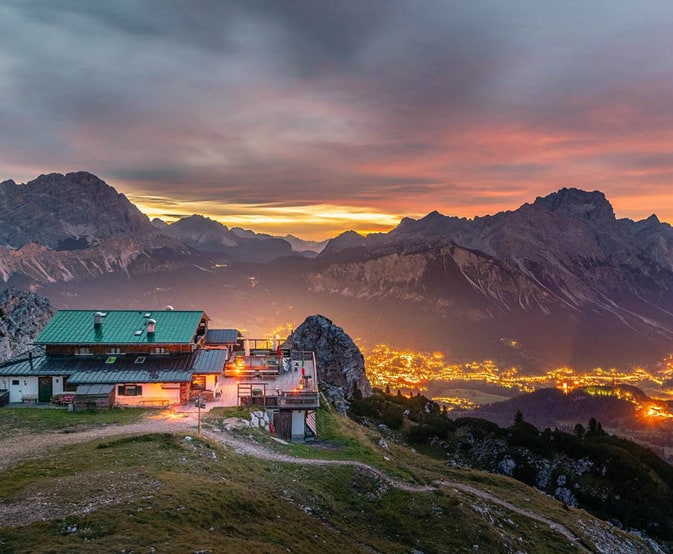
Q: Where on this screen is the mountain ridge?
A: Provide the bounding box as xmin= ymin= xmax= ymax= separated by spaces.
xmin=5 ymin=171 xmax=673 ymax=366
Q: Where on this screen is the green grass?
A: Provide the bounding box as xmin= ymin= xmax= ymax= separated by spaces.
xmin=0 ymin=407 xmax=149 ymax=437
xmin=0 ymin=432 xmax=592 ymax=554
xmin=0 ymin=407 xmax=659 ymax=553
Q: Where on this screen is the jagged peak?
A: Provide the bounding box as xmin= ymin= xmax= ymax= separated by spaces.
xmin=231 ymin=227 xmax=272 ymax=240
xmin=533 ymin=187 xmax=615 ymax=222
xmin=335 ymin=230 xmax=365 ymax=240
xmin=419 ymin=209 xmax=447 ymax=221
xmin=64 ymin=170 xmax=104 ymax=181
xmin=319 ymin=230 xmax=367 ymax=257
xmin=30 ymin=171 xmax=109 ymax=188
xmin=170 ymin=214 xmax=228 ymax=231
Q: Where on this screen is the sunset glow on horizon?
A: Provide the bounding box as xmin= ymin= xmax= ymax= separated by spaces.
xmin=3 ymin=2 xmax=673 ymax=239
xmin=128 ymin=193 xmax=408 ymax=239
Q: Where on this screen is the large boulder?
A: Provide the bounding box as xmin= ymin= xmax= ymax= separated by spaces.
xmin=285 ymin=314 xmax=371 ymax=413
xmin=0 ymin=288 xmax=53 ymax=362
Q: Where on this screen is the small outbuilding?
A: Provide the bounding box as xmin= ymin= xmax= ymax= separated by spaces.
xmin=72 ymin=384 xmax=115 ymax=411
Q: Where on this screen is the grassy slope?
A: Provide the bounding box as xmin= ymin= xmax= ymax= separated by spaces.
xmin=0 ymin=408 xmax=656 ymax=554
xmin=0 ymin=407 xmax=149 ymax=436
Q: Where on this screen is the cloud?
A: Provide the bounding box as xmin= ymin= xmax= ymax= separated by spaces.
xmin=2 ymin=1 xmax=673 ymax=235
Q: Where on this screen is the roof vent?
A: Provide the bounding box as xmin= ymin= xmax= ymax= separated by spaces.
xmin=164 ymin=305 xmax=174 ymax=311
xmin=135 ymin=356 xmax=146 ymax=364
xmin=147 ymin=319 xmax=156 ymax=334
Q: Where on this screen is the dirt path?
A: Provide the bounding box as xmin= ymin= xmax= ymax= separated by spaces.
xmin=201 ymin=427 xmax=435 ymax=493
xmin=0 ymin=415 xmax=643 ymax=552
xmin=201 ymin=426 xmax=590 ymax=551
xmin=435 ymin=481 xmax=592 ymax=552
xmin=0 ymin=417 xmax=195 ymax=472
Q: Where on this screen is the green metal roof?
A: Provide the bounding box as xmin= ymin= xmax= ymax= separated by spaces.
xmin=68 ymin=369 xmax=192 ymax=384
xmin=192 ymin=349 xmax=228 ymax=374
xmin=36 ymin=310 xmax=207 ymax=346
xmin=205 ymin=329 xmax=241 ymax=345
xmin=0 ymin=356 xmax=54 ymax=376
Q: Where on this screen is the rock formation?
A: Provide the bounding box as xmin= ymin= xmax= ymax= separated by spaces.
xmin=285 ymin=314 xmax=371 ymax=413
xmin=0 ymin=171 xmax=153 ymax=249
xmin=0 ymin=287 xmax=53 ymax=362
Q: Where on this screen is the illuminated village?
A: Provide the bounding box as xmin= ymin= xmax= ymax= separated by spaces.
xmin=363 ymin=344 xmax=673 ymax=421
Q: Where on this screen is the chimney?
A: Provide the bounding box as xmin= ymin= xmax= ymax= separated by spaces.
xmin=147 ymin=319 xmax=156 ymax=335
xmin=93 ymin=312 xmax=104 ymax=328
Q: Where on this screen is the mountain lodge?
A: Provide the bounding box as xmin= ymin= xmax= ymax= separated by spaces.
xmin=0 ymin=308 xmax=319 ymax=441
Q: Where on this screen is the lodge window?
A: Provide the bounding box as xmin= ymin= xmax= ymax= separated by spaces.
xmin=109 ymin=347 xmax=122 ymax=355
xmin=63 ymin=381 xmax=78 ymax=392
xmin=151 ymin=347 xmax=166 ymax=355
xmin=117 ymin=385 xmax=143 ymax=396
xmin=191 ymin=375 xmax=206 ymax=390
xmin=11 ymin=380 xmax=19 ymax=386
xmin=75 ymin=347 xmax=92 ymax=356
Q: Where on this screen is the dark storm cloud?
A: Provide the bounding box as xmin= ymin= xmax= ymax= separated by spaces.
xmin=2 ymin=0 xmax=673 ymax=226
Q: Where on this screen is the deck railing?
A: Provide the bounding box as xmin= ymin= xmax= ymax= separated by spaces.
xmin=277 ymin=390 xmax=319 ymax=409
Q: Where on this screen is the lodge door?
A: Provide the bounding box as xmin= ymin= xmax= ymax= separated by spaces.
xmin=38 ymin=376 xmax=52 ymax=403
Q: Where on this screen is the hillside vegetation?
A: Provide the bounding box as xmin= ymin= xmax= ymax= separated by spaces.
xmin=0 ymin=406 xmax=662 ymax=553
xmin=350 ymin=390 xmax=673 ymax=546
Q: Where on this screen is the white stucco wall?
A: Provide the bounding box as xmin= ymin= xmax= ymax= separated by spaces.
xmin=114 ymin=383 xmax=181 ymax=407
xmin=3 ymin=376 xmax=38 ymax=402
xmin=1 ymin=376 xmax=70 ymax=402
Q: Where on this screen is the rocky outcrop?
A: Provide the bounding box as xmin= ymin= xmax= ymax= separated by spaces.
xmin=0 ymin=288 xmax=53 ymax=362
xmin=285 ymin=315 xmax=371 ymax=413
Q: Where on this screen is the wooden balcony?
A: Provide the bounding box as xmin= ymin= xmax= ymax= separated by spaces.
xmin=277 ymin=390 xmax=319 ymax=409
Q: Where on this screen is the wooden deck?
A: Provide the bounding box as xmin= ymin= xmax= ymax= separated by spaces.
xmin=277 ymin=391 xmax=319 ymax=409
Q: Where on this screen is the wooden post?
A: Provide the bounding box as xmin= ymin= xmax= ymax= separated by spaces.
xmin=197 ymin=395 xmax=202 ymax=435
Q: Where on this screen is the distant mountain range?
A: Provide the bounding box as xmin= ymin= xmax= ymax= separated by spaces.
xmin=4 ymin=171 xmax=673 ymax=367
xmin=304 ymin=187 xmax=673 ymax=366
xmin=151 ymin=213 xmax=325 ymax=261
xmin=0 ymin=172 xmax=323 ymax=284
